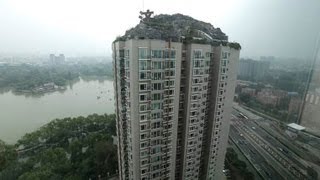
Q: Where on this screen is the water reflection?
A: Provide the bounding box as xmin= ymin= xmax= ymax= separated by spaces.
xmin=0 ymin=78 xmax=115 ymax=144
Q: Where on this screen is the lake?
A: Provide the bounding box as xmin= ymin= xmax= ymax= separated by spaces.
xmin=0 ymin=78 xmax=115 ymax=144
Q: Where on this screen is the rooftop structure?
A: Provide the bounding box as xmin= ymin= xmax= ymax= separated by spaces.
xmin=287 ymin=123 xmax=305 ymax=131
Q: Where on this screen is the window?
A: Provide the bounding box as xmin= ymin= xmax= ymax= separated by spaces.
xmin=125 ymin=71 xmax=130 ymax=78
xmin=151 ymin=146 xmax=161 ymax=154
xmin=191 ymin=103 xmax=197 ymax=108
xmin=151 ymin=50 xmax=162 ymax=58
xmin=205 ymin=60 xmax=211 ymax=67
xmin=140 ymin=94 xmax=147 ymax=101
xmin=152 ymin=172 xmax=160 ymax=178
xmin=165 ymin=80 xmax=174 ymax=86
xmin=152 ymin=61 xmax=162 ymax=69
xmin=151 ymin=156 xmax=161 ymax=163
xmin=151 ymin=130 xmax=162 ymax=138
xmin=192 ymin=78 xmax=200 ymax=84
xmin=125 ymin=49 xmax=130 ymax=57
xmin=140 ymin=124 xmax=147 ymax=131
xmin=193 ymin=60 xmax=201 ymax=68
xmin=141 ymin=159 xmax=148 ymax=165
xmin=221 ymin=60 xmax=227 ymax=66
xmin=153 ymin=83 xmax=162 ymax=90
xmin=163 ymin=50 xmax=169 ymax=58
xmin=140 ymin=104 xmax=147 ymax=112
xmin=171 ymin=50 xmax=176 ymax=59
xmin=222 ymin=51 xmax=228 ymax=59
xmin=182 ymin=51 xmax=186 ymax=57
xmin=152 ymin=164 xmax=160 ymax=171
xmin=152 ymin=72 xmax=162 ymax=80
xmin=140 ymin=151 xmax=149 ymax=158
xmin=194 ymin=50 xmax=202 ymax=59
xmin=151 ymin=139 xmax=161 ymax=146
xmin=165 ymin=70 xmax=175 ymax=77
xmin=140 ymin=133 xmax=148 ymax=140
xmin=119 ymin=50 xmax=124 ymax=58
xmin=152 ymin=93 xmax=162 ymax=101
xmin=192 ymin=95 xmax=198 ymax=100
xmin=164 ymin=89 xmax=174 ymax=96
xmin=164 ymin=99 xmax=173 ymax=104
xmin=140 ymin=114 xmax=148 ymax=121
xmin=151 ymin=103 xmax=162 ymax=110
xmin=140 ymin=84 xmax=147 ymax=91
xmin=151 ymin=112 xmax=162 ymax=119
xmin=139 ymin=48 xmax=149 ymax=59
xmin=139 ymin=61 xmax=150 ymax=70
xmin=152 ymin=121 xmax=161 ymax=129
xmin=140 ymin=72 xmax=150 ymax=80
xmin=165 ymin=61 xmax=175 ymax=68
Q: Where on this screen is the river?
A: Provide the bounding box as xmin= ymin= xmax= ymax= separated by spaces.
xmin=0 ymin=78 xmax=115 ymax=144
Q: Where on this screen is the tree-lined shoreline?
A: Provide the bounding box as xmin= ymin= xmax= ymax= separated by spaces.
xmin=0 ymin=114 xmax=117 ymax=179
xmin=0 ymin=63 xmax=113 ymax=95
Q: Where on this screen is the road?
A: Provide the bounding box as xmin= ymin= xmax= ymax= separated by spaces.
xmin=229 ymin=125 xmax=283 ymax=180
xmin=229 ymin=110 xmax=309 ymax=180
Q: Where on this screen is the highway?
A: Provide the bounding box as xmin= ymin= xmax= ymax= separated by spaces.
xmin=229 ymin=125 xmax=283 ymax=180
xmin=229 ymin=110 xmax=309 ymax=180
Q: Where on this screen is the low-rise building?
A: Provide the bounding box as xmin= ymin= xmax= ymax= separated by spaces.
xmin=256 ymin=89 xmax=280 ymax=106
xmin=288 ymin=97 xmax=301 ymax=115
xmin=241 ymin=87 xmax=256 ymax=96
xmin=285 ymin=123 xmax=305 ymax=138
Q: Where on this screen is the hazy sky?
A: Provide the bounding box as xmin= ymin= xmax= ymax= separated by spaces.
xmin=0 ymin=0 xmax=319 ymax=58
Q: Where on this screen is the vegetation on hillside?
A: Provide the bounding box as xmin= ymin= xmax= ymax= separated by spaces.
xmin=0 ymin=114 xmax=117 ymax=180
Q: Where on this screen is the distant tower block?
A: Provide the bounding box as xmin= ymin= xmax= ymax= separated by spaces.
xmin=49 ymin=54 xmax=65 ymax=65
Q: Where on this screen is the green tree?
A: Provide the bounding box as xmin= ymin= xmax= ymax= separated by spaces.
xmin=239 ymin=93 xmax=251 ymax=104
xmin=307 ymin=166 xmax=318 ymax=180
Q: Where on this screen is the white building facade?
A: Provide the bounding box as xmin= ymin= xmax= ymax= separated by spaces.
xmin=113 ymin=39 xmax=240 ymax=180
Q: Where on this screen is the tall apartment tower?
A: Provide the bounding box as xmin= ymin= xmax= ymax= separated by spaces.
xmin=113 ymin=12 xmax=240 ymax=180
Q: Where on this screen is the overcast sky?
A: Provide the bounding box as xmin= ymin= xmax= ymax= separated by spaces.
xmin=0 ymin=0 xmax=319 ymax=58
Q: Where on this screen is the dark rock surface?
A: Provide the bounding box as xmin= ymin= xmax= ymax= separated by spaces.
xmin=118 ymin=13 xmax=228 ymax=42
xmin=115 ymin=13 xmax=241 ymax=50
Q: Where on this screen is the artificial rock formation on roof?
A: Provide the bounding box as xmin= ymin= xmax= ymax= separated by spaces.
xmin=116 ymin=11 xmax=241 ymax=50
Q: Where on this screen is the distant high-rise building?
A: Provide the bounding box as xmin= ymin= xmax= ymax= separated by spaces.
xmin=238 ymin=59 xmax=270 ymax=81
xmin=112 ymin=12 xmax=240 ymax=180
xmin=50 ymin=54 xmax=55 ymax=64
xmin=49 ymin=54 xmax=65 ymax=65
xmin=260 ymin=56 xmax=275 ymax=62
